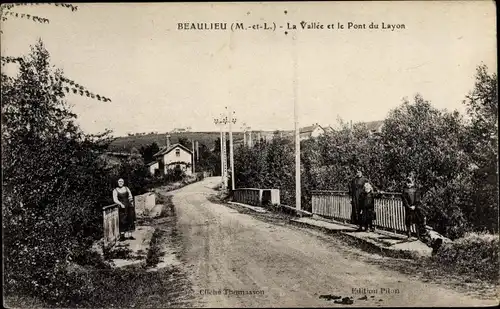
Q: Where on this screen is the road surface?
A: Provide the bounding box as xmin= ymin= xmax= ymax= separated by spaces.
xmin=166 ymin=177 xmax=496 ymax=307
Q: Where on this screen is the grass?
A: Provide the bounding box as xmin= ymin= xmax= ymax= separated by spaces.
xmin=158 ymin=195 xmax=175 ymax=217
xmin=4 ymin=262 xmax=194 ymax=308
xmin=429 ymin=232 xmax=499 ymax=283
xmin=6 ymin=190 xmax=189 ymax=308
xmin=105 ymin=246 xmax=135 ymax=260
xmin=145 ymin=228 xmax=166 ymax=268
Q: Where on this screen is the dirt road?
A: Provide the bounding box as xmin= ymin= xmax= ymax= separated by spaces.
xmin=165 ymin=177 xmax=496 ymax=307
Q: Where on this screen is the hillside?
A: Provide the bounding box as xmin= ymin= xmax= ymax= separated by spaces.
xmin=108 ymin=132 xmax=245 ymax=152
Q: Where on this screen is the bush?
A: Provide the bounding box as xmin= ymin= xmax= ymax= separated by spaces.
xmin=2 ymin=40 xmax=111 ymax=304
xmin=233 ymin=67 xmax=498 ymax=238
xmin=432 ymin=232 xmax=499 ymax=282
xmin=106 ymin=151 xmax=152 ymax=198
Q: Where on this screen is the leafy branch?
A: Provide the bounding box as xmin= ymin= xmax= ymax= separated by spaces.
xmin=0 ymin=3 xmax=112 ymax=102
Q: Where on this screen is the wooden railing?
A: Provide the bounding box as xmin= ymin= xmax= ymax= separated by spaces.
xmin=232 ymin=188 xmax=280 ymax=207
xmin=311 ymin=190 xmax=416 ymax=234
xmin=233 ymin=188 xmax=262 ymax=206
xmin=103 ymin=204 xmax=119 ymax=249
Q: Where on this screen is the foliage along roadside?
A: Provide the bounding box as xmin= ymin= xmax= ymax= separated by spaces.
xmin=233 ymin=64 xmax=498 ymax=240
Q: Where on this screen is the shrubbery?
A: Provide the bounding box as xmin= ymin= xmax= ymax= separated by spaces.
xmin=234 ymin=65 xmax=498 ymax=239
xmin=2 ymin=41 xmax=116 ymax=304
xmin=432 ymin=232 xmax=499 ymax=282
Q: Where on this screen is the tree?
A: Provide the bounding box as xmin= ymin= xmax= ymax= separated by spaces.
xmin=140 ymin=142 xmax=160 ymax=164
xmin=196 ymin=143 xmax=219 ymax=174
xmin=462 ymin=64 xmax=498 ymax=233
xmin=2 ymin=40 xmax=113 ymax=304
xmin=382 ymin=95 xmax=469 ymax=192
xmin=380 ymin=95 xmax=474 ymax=238
xmin=115 ymin=150 xmax=151 ymax=196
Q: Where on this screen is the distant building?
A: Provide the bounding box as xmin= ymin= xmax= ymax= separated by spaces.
xmin=324 ymin=126 xmax=335 ymax=134
xmin=153 ymin=143 xmax=193 ymax=175
xmin=147 ymin=161 xmax=160 ymax=176
xmin=299 ymin=123 xmax=326 ymax=140
xmin=171 ymin=127 xmax=192 ymax=133
xmin=360 ymin=120 xmax=384 ymax=137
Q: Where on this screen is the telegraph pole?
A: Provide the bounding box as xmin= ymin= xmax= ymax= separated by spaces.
xmin=191 ymin=140 xmax=196 ymax=174
xmin=227 ymin=107 xmax=237 ymax=191
xmin=219 ymin=127 xmax=224 ymax=184
xmin=243 ymin=127 xmax=247 ymax=146
xmin=221 ymin=128 xmax=228 ymax=189
xmin=241 ymin=123 xmax=251 ymax=147
xmin=214 ymin=114 xmax=228 ymax=190
xmin=293 ymin=31 xmax=301 ymax=211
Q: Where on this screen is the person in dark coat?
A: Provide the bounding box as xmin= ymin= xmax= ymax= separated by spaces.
xmin=113 ymin=178 xmax=136 ymax=240
xmin=401 ymin=177 xmax=425 ymax=239
xmin=348 ymin=169 xmax=369 ymax=227
xmin=359 ymin=182 xmax=376 ymax=232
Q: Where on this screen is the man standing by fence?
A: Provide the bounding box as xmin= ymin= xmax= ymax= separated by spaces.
xmin=348 ymin=169 xmax=369 ymax=229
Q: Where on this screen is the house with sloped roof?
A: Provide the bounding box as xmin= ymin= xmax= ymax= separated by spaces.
xmin=147 ymin=161 xmax=160 ymax=176
xmin=324 ymin=126 xmax=335 ymax=134
xmin=360 ymin=120 xmax=385 ymax=137
xmin=153 ymin=143 xmax=193 ymax=175
xmin=300 ymin=123 xmax=326 ymax=140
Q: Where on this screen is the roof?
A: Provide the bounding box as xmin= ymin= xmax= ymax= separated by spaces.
xmin=146 ymin=161 xmax=159 ymax=167
xmin=300 ymin=124 xmax=324 ymax=134
xmin=153 ymin=143 xmax=193 ymax=157
xmin=362 ymin=120 xmax=384 ymax=131
xmin=324 ymin=126 xmax=335 ymax=132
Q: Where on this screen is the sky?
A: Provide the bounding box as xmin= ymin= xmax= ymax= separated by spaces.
xmin=1 ymin=2 xmax=496 ymax=137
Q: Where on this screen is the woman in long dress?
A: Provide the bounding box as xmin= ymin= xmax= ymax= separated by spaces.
xmin=112 ymin=178 xmax=136 ymax=240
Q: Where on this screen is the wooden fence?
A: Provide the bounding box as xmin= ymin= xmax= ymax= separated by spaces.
xmin=233 ymin=188 xmax=280 ymax=207
xmin=103 ymin=204 xmax=119 ymax=249
xmin=311 ymin=190 xmax=416 ymax=234
xmin=233 ymin=188 xmax=262 ymax=206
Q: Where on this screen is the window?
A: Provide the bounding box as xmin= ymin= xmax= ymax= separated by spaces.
xmin=175 ymin=149 xmax=180 ymax=157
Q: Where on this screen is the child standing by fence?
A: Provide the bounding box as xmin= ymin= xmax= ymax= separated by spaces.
xmin=359 ymin=182 xmax=376 ymax=232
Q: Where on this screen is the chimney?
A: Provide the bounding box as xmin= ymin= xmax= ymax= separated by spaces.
xmin=166 ymin=134 xmax=171 ymax=149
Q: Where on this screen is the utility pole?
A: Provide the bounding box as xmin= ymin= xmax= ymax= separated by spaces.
xmin=213 ymin=114 xmax=228 ymax=190
xmin=195 ymin=141 xmax=199 ymax=162
xmin=293 ymin=31 xmax=301 ymax=212
xmin=219 ymin=127 xmax=224 ymax=184
xmin=191 ymin=140 xmax=196 ymax=174
xmin=227 ymin=107 xmax=237 ymax=191
xmin=242 ymin=123 xmax=247 ymax=146
xmin=221 ymin=128 xmax=228 ymax=189
xmin=241 ymin=123 xmax=251 ymax=147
